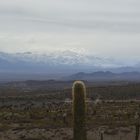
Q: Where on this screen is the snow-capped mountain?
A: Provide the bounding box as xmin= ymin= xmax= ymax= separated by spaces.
xmin=0 ymin=50 xmax=140 ymax=81
xmin=0 ymin=50 xmax=138 ymax=75
xmin=0 ymin=50 xmax=121 ymax=67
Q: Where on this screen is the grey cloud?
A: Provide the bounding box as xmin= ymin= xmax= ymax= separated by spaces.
xmin=0 ymin=0 xmax=140 ymax=61
xmin=0 ymin=0 xmax=140 ymax=33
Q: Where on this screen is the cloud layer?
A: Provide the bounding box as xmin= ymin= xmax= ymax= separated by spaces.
xmin=0 ymin=0 xmax=140 ymax=62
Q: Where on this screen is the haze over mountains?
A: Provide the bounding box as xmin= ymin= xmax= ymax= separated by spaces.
xmin=0 ymin=51 xmax=140 ymax=81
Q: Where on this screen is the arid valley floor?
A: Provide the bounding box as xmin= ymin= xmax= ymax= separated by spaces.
xmin=0 ymin=81 xmax=140 ymax=140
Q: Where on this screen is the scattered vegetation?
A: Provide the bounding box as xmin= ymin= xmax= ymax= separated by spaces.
xmin=0 ymin=81 xmax=140 ymax=139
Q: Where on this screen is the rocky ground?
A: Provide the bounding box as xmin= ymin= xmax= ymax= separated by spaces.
xmin=0 ymin=126 xmax=136 ymax=140
xmin=0 ymin=97 xmax=140 ymax=140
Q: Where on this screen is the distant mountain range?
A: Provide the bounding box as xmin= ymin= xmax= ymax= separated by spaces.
xmin=0 ymin=51 xmax=123 ymax=73
xmin=0 ymin=51 xmax=140 ymax=81
xmin=65 ymin=71 xmax=140 ymax=81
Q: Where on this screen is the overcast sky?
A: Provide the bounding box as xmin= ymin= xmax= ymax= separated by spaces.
xmin=0 ymin=0 xmax=140 ymax=61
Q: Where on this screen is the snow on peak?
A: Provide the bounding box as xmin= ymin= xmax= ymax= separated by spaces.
xmin=0 ymin=50 xmax=122 ymax=67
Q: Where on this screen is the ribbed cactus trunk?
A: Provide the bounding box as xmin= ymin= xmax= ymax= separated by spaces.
xmin=135 ymin=124 xmax=140 ymax=140
xmin=72 ymin=81 xmax=87 ymax=140
xmin=100 ymin=132 xmax=103 ymax=140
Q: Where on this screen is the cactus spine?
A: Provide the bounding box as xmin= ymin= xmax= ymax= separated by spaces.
xmin=72 ymin=81 xmax=87 ymax=140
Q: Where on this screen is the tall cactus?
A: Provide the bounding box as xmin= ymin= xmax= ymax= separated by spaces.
xmin=72 ymin=81 xmax=87 ymax=140
xmin=100 ymin=131 xmax=104 ymax=140
xmin=135 ymin=124 xmax=140 ymax=140
xmin=135 ymin=112 xmax=140 ymax=140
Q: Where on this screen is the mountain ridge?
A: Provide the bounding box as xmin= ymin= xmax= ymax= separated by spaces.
xmin=0 ymin=51 xmax=122 ymax=67
xmin=0 ymin=51 xmax=140 ymax=81
xmin=65 ymin=71 xmax=140 ymax=81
